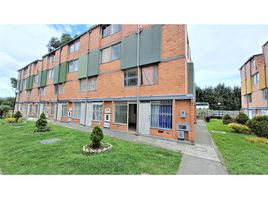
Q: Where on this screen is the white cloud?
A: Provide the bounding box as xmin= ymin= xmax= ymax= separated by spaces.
xmin=0 ymin=24 xmax=63 ymax=97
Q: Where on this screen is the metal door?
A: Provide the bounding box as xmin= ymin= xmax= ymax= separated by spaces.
xmin=138 ymin=102 xmax=151 ymax=135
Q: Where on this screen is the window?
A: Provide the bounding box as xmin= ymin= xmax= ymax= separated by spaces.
xmin=29 ymin=104 xmax=33 ymax=113
xmin=48 ymin=55 xmax=55 ymax=64
xmin=34 ymin=74 xmax=39 ymax=83
xmin=111 ymin=43 xmax=120 ymax=60
xmin=114 ymin=102 xmax=127 ymax=124
xmin=80 ymin=79 xmax=87 ymax=92
xmin=54 ymin=84 xmax=64 ymax=95
xmin=141 ymin=65 xmax=158 ymax=85
xmin=101 ymin=43 xmax=121 ymax=63
xmin=88 ymin=77 xmax=97 ymax=91
xmin=73 ymin=103 xmax=81 ymax=119
xmin=50 ymin=103 xmax=55 ymax=115
xmin=38 ymin=87 xmax=45 ymax=96
xmin=124 ymin=68 xmax=138 ymax=87
xmin=251 ymin=59 xmax=257 ymax=70
xmin=68 ymin=59 xmax=79 ymax=72
xmin=247 ymin=94 xmax=252 ymax=103
xmin=27 ymin=90 xmax=32 ymax=97
xmin=47 ymin=69 xmax=54 ymax=80
xmin=102 ymin=25 xmax=121 ymax=38
xmin=252 ymin=73 xmax=259 ymax=84
xmin=93 ymin=104 xmax=102 ymax=121
xmin=151 ymin=100 xmax=172 ymax=129
xmin=263 ymin=89 xmax=268 ymax=100
xmin=61 ymin=104 xmax=67 ymax=117
xmin=69 ymin=40 xmax=80 ymax=53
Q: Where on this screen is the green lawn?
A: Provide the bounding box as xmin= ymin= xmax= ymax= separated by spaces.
xmin=0 ymin=120 xmax=181 ymax=175
xmin=206 ymin=119 xmax=268 ymax=175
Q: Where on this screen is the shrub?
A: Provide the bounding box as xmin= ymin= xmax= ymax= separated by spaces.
xmin=245 ymin=137 xmax=268 ymax=145
xmin=14 ymin=111 xmax=22 ymax=122
xmin=235 ymin=112 xmax=249 ymax=124
xmin=246 ymin=116 xmax=268 ymax=138
xmin=35 ymin=112 xmax=50 ymax=132
xmin=204 ymin=116 xmax=211 ymax=122
xmin=5 ymin=117 xmax=16 ymax=123
xmin=222 ymin=114 xmax=233 ymax=124
xmin=90 ymin=126 xmax=104 ymax=149
xmin=228 ymin=123 xmax=252 ymax=134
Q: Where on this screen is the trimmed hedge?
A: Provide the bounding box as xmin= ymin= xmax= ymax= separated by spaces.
xmin=235 ymin=112 xmax=249 ymax=124
xmin=228 ymin=123 xmax=252 ymax=134
xmin=222 ymin=114 xmax=233 ymax=124
xmin=247 ymin=116 xmax=268 ymax=138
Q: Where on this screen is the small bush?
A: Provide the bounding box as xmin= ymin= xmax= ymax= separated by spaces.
xmin=222 ymin=114 xmax=233 ymax=124
xmin=245 ymin=137 xmax=268 ymax=145
xmin=204 ymin=116 xmax=211 ymax=122
xmin=14 ymin=111 xmax=22 ymax=122
xmin=5 ymin=117 xmax=16 ymax=123
xmin=90 ymin=126 xmax=104 ymax=149
xmin=235 ymin=112 xmax=249 ymax=124
xmin=228 ymin=123 xmax=252 ymax=134
xmin=246 ymin=116 xmax=268 ymax=138
xmin=35 ymin=112 xmax=50 ymax=132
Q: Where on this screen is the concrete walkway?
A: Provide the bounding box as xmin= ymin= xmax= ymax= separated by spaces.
xmin=178 ymin=120 xmax=228 ymax=174
xmin=53 ymin=119 xmax=228 ymax=175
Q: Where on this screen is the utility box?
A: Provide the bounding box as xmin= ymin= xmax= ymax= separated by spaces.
xmin=180 ymin=110 xmax=186 ymax=118
xmin=176 ymin=123 xmax=190 ymax=140
xmin=178 ymin=131 xmax=185 ymax=140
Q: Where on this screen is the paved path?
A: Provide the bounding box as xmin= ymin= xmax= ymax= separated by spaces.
xmin=178 ymin=120 xmax=228 ymax=175
xmin=53 ymin=119 xmax=228 ymax=175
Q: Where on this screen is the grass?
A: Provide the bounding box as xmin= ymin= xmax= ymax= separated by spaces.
xmin=0 ymin=120 xmax=181 ymax=175
xmin=206 ymin=119 xmax=268 ymax=175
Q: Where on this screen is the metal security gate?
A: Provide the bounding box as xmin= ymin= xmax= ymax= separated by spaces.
xmin=138 ymin=102 xmax=151 ymax=135
xmin=80 ymin=103 xmax=85 ymax=125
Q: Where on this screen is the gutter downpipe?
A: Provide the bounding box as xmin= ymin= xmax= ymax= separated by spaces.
xmin=55 ymin=48 xmax=62 ymax=122
xmin=84 ymin=30 xmax=91 ymax=126
xmin=136 ymin=24 xmax=141 ymax=135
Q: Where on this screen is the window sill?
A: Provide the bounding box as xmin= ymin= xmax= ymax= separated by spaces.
xmin=113 ymin=122 xmax=127 ymax=126
xmin=101 ymin=58 xmax=120 ymax=65
xmin=151 ymin=127 xmax=173 ymax=131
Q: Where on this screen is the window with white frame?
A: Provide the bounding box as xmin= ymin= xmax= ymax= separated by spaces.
xmin=48 ymin=55 xmax=55 ymax=64
xmin=251 ymin=59 xmax=257 ymax=70
xmin=73 ymin=103 xmax=81 ymax=119
xmin=141 ymin=65 xmax=158 ymax=85
xmin=88 ymin=77 xmax=97 ymax=91
xmin=263 ymin=89 xmax=268 ymax=100
xmin=27 ymin=90 xmax=32 ymax=97
xmin=124 ymin=68 xmax=138 ymax=87
xmin=102 ymin=25 xmax=121 ymax=38
xmin=69 ymin=40 xmax=80 ymax=53
xmin=68 ymin=59 xmax=79 ymax=72
xmin=252 ymin=73 xmax=259 ymax=84
xmin=34 ymin=74 xmax=39 ymax=83
xmin=101 ymin=43 xmax=121 ymax=63
xmin=247 ymin=94 xmax=252 ymax=103
xmin=80 ymin=78 xmax=87 ymax=92
xmin=47 ymin=69 xmax=54 ymax=80
xmin=151 ymin=100 xmax=172 ymax=129
xmin=54 ymin=84 xmax=64 ymax=95
xmin=50 ymin=103 xmax=55 ymax=115
xmin=114 ymin=102 xmax=127 ymax=124
xmin=93 ymin=104 xmax=102 ymax=121
xmin=38 ymin=87 xmax=45 ymax=96
xmin=61 ymin=104 xmax=67 ymax=117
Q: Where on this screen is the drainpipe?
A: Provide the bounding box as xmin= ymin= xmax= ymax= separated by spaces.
xmin=55 ymin=48 xmax=62 ymax=122
xmin=84 ymin=30 xmax=91 ymax=126
xmin=136 ymin=24 xmax=142 ymax=135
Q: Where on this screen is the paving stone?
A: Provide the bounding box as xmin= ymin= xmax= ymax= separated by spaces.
xmin=40 ymin=138 xmax=62 ymax=144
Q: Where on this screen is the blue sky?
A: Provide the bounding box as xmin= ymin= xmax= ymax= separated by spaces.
xmin=0 ymin=24 xmax=268 ymax=97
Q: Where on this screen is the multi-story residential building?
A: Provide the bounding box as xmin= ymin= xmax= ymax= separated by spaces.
xmin=15 ymin=24 xmax=195 ymax=143
xmin=240 ymin=41 xmax=268 ymax=118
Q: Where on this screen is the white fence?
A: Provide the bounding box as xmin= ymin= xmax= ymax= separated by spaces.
xmin=197 ymin=109 xmax=240 ymax=118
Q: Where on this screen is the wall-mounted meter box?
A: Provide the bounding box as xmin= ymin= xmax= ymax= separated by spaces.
xmin=105 ymin=108 xmax=111 ymax=114
xmin=178 ymin=130 xmax=185 ymax=140
xmin=176 ymin=123 xmax=190 ymax=131
xmin=180 ymin=110 xmax=186 ymax=118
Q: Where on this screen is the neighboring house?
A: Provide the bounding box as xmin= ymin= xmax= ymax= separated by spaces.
xmin=240 ymin=41 xmax=268 ymax=118
xmin=196 ymin=102 xmax=209 ymax=110
xmin=15 ymin=24 xmax=196 ymax=143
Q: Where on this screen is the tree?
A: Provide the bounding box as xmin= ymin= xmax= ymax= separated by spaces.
xmin=35 ymin=112 xmax=50 ymax=132
xmin=10 ymin=77 xmax=18 ymax=114
xmin=196 ymin=83 xmax=241 ymax=110
xmin=46 ymin=33 xmax=73 ymax=52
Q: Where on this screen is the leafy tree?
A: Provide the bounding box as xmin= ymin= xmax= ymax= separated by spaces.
xmin=196 ymin=83 xmax=241 ymax=110
xmin=14 ymin=111 xmax=22 ymax=122
xmin=0 ymin=104 xmax=10 ymax=118
xmin=90 ymin=126 xmax=104 ymax=149
xmin=35 ymin=112 xmax=50 ymax=132
xmin=47 ymin=33 xmax=73 ymax=52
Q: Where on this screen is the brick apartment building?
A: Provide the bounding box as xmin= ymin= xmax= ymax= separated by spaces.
xmin=240 ymin=41 xmax=268 ymax=118
xmin=15 ymin=24 xmax=195 ymax=143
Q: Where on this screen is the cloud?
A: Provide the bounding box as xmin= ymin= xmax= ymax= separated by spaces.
xmin=188 ymin=24 xmax=268 ymax=88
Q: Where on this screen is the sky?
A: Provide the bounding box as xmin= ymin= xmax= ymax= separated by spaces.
xmin=0 ymin=24 xmax=268 ymax=97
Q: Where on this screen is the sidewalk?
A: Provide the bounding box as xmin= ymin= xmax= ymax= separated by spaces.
xmin=53 ymin=119 xmax=228 ymax=175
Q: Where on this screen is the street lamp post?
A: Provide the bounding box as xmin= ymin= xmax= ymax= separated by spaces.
xmin=218 ymin=102 xmax=221 ymax=118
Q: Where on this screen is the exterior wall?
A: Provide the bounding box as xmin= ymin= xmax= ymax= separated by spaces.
xmin=15 ymin=24 xmax=195 ymax=143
